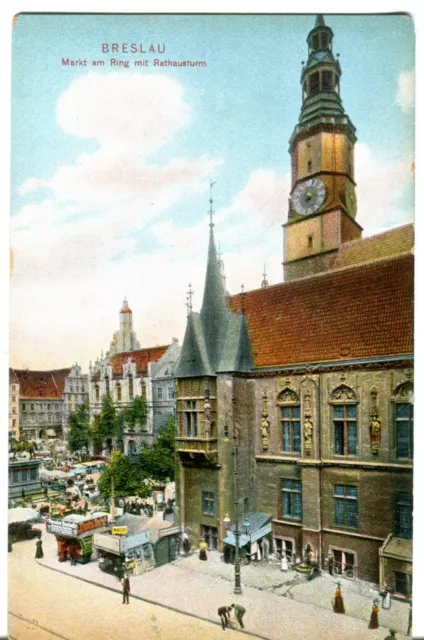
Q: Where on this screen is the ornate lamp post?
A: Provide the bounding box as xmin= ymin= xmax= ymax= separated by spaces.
xmin=232 ymin=395 xmax=242 ymax=594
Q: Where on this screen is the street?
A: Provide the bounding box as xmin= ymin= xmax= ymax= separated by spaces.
xmin=8 ymin=536 xmax=251 ymax=640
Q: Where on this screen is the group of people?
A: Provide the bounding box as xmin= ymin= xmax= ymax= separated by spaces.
xmin=122 ymin=500 xmax=153 ymax=517
xmin=217 ymin=604 xmax=246 ymax=631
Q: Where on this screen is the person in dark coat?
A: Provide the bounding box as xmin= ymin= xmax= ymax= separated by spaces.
xmin=231 ymin=604 xmax=246 ymax=629
xmin=327 ymin=553 xmax=334 ymax=576
xmin=69 ymin=545 xmax=77 ymax=566
xmin=332 ymin=582 xmax=345 ymax=614
xmin=35 ymin=539 xmax=43 ymax=559
xmin=199 ymin=542 xmax=207 ymax=561
xmin=122 ymin=575 xmax=130 ymax=604
xmin=217 ymin=606 xmax=231 ymax=630
xmin=384 ymin=630 xmax=397 ymax=640
xmin=368 ymin=600 xmax=379 ymax=629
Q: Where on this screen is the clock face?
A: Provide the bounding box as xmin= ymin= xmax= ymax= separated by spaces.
xmin=344 ymin=181 xmax=357 ymax=216
xmin=292 ymin=178 xmax=326 ymax=216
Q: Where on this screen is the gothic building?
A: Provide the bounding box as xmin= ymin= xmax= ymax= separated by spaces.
xmin=107 ymin=298 xmax=141 ymax=357
xmin=174 ymin=15 xmax=413 ymax=596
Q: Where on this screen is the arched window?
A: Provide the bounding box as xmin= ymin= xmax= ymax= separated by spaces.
xmin=116 ymin=383 xmax=122 ymax=402
xmin=95 ymin=385 xmax=100 ymax=403
xmin=277 ymin=388 xmax=301 ymax=453
xmin=392 ymin=381 xmax=413 ymax=459
xmin=331 ymin=384 xmax=358 ymax=456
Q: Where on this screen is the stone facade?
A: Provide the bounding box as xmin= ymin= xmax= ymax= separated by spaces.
xmin=9 ymin=373 xmax=20 ymax=441
xmin=62 ymin=364 xmax=89 ymax=440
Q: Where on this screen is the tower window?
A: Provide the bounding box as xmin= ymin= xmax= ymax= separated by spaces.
xmin=307 ymin=160 xmax=312 ymax=172
xmin=309 ymin=72 xmax=319 ymax=95
xmin=322 ymin=70 xmax=333 ymax=91
xmin=308 ymin=236 xmax=313 ymax=249
xmin=320 ymin=33 xmax=329 ymax=49
xmin=312 ymin=34 xmax=320 ymax=51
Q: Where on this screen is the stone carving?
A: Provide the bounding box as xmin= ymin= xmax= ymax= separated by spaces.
xmin=203 ymin=389 xmax=211 ymax=440
xmin=260 ymin=389 xmax=270 ymax=450
xmin=277 ymin=388 xmax=299 ymax=405
xmin=331 ymin=384 xmax=356 ymax=402
xmin=369 ymin=387 xmax=381 ymax=455
xmin=303 ymin=418 xmax=313 ymax=456
xmin=392 ymin=380 xmax=413 ymax=401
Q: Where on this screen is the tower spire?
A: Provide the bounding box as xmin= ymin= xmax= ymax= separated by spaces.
xmin=261 ymin=264 xmax=269 ymax=289
xmin=315 ymin=14 xmax=325 ymax=28
xmin=209 ymin=178 xmax=217 ymax=228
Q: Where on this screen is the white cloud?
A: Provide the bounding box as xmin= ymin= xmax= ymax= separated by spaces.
xmin=396 ymin=70 xmax=415 ymax=113
xmin=355 ymin=143 xmax=414 ymax=234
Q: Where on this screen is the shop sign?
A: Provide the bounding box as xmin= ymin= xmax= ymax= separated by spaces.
xmin=47 ymin=519 xmax=78 ymax=536
xmin=76 ymin=515 xmax=108 ymax=536
xmin=80 ymin=536 xmax=93 ymax=555
xmin=111 ymin=526 xmax=128 ymax=536
xmin=93 ymin=532 xmax=121 ymax=553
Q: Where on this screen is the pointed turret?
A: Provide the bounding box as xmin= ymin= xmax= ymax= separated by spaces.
xmin=314 ymin=14 xmax=325 ymax=28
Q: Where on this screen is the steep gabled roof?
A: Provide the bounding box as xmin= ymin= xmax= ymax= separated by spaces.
xmin=229 ymin=254 xmax=413 ymax=369
xmin=106 ymin=346 xmax=169 ymax=377
xmin=11 ymin=368 xmax=71 ymax=398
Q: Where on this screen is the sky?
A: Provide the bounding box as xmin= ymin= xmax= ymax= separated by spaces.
xmin=9 ymin=12 xmax=415 ymax=372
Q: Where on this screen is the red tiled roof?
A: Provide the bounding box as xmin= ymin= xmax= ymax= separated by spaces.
xmin=333 ymin=223 xmax=414 ymax=270
xmin=106 ymin=346 xmax=169 ymax=376
xmin=10 ymin=368 xmax=71 ymax=399
xmin=229 ymin=254 xmax=413 ymax=368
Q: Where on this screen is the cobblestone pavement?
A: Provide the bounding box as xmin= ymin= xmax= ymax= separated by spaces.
xmin=24 ymin=524 xmax=411 ymax=640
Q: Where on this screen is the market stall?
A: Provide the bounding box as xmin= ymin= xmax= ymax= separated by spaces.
xmin=47 ymin=513 xmax=108 ymax=564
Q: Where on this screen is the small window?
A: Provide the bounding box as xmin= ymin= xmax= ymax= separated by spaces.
xmin=12 ymin=395 xmax=16 ymax=402
xmin=395 ymin=402 xmax=413 ymax=459
xmin=22 ymin=469 xmax=28 ymax=481
xmin=334 ymin=404 xmax=357 ymax=456
xmin=157 ymin=387 xmax=163 ymax=400
xmin=22 ymin=403 xmax=26 ymax=410
xmin=308 ymin=235 xmax=313 ymax=249
xmin=312 ymin=34 xmax=320 ymax=50
xmin=31 ymin=404 xmax=34 ymax=410
xmin=12 ymin=385 xmax=15 ymax=391
xmin=395 ymin=493 xmax=413 ymax=539
xmin=307 ymin=160 xmax=312 ymax=172
xmin=281 ymin=479 xmax=302 ymax=520
xmin=116 ymin=384 xmax=122 ymax=402
xmin=243 ymin=497 xmax=249 ymax=514
xmin=30 ymin=468 xmax=37 ymax=480
xmin=309 ymin=72 xmax=319 ymax=94
xmin=322 ymin=70 xmax=333 ymax=91
xmin=334 ymin=485 xmax=358 ymax=529
xmin=321 ymin=32 xmax=329 ymax=49
xmin=202 ymin=491 xmax=215 ymax=515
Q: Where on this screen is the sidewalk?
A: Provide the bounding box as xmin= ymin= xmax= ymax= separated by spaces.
xmin=35 ymin=524 xmax=410 ymax=640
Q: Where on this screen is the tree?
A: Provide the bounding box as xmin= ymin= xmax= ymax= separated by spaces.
xmin=139 ymin=416 xmax=176 ymax=482
xmin=97 ymin=450 xmax=151 ymax=499
xmin=123 ymin=396 xmax=148 ymax=431
xmin=67 ymin=404 xmax=90 ymax=453
xmin=98 ymin=394 xmax=119 ymax=441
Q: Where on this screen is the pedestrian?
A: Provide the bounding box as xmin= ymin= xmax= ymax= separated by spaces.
xmin=281 ymin=552 xmax=289 ymax=571
xmin=384 ymin=630 xmax=397 ymax=640
xmin=122 ymin=574 xmax=130 ymax=604
xmin=199 ymin=541 xmax=208 ymax=561
xmin=380 ymin=582 xmax=391 ymax=610
xmin=69 ymin=546 xmax=77 ymax=566
xmin=217 ymin=606 xmax=231 ymax=630
xmin=327 ymin=553 xmax=334 ymax=576
xmin=368 ymin=599 xmax=379 ymax=629
xmin=231 ymin=603 xmax=246 ymax=629
xmin=35 ymin=539 xmax=43 ymax=559
xmin=332 ymin=582 xmax=345 ymax=614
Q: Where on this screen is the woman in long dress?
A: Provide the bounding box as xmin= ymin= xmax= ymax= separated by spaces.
xmin=368 ymin=600 xmax=379 ymax=629
xmin=332 ymin=583 xmax=345 ymax=614
xmin=281 ymin=553 xmax=289 ymax=571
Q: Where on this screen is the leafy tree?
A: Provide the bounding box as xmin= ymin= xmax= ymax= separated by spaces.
xmin=123 ymin=396 xmax=148 ymax=431
xmin=98 ymin=450 xmax=152 ymax=499
xmin=98 ymin=394 xmax=119 ymax=441
xmin=67 ymin=403 xmax=90 ymax=453
xmin=139 ymin=416 xmax=176 ymax=482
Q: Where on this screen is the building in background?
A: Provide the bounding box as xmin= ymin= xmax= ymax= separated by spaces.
xmin=88 ymin=339 xmax=180 ymax=457
xmin=11 ymin=368 xmax=71 ymax=442
xmin=9 ymin=371 xmax=20 ymax=442
xmin=174 ymin=15 xmax=413 ymax=597
xmin=62 ymin=364 xmax=90 ymax=440
xmin=107 ymin=298 xmax=141 ymax=357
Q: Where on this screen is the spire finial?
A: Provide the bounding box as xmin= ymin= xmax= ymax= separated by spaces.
xmin=261 ymin=264 xmax=269 ymax=289
xmin=187 ymin=283 xmax=194 ymax=314
xmin=209 ymin=178 xmax=217 ymax=228
xmin=315 ymin=14 xmax=325 ymax=28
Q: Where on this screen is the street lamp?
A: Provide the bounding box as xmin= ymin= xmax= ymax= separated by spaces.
xmin=232 ymin=395 xmax=242 ymax=595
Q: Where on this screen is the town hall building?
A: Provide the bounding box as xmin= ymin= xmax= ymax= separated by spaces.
xmin=174 ymin=15 xmax=413 ymax=597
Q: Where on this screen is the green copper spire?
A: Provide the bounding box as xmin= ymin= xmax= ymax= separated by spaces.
xmin=289 ymin=14 xmax=356 ymax=150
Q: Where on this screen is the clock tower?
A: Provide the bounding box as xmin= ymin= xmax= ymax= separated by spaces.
xmin=283 ymin=15 xmax=363 ymax=281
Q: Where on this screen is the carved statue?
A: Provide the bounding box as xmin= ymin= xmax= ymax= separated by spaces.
xmin=260 ymin=416 xmax=270 ymax=450
xmin=303 ymin=419 xmax=313 ymax=455
xmin=370 ymin=415 xmax=381 ymax=454
xmin=204 ymin=392 xmax=211 ymax=439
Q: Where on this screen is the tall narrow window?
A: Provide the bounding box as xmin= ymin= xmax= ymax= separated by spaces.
xmin=157 ymin=387 xmax=163 ymax=400
xmin=116 ymin=384 xmax=122 ymax=402
xmin=396 ymin=403 xmax=413 ymax=459
xmin=184 ymin=400 xmax=198 ymax=437
xmin=334 ymin=485 xmax=358 ymax=529
xmin=395 ymin=493 xmax=413 ymax=539
xmin=128 ymin=375 xmax=134 ymax=400
xmin=309 ymin=72 xmax=319 ymax=94
xmin=281 ymin=405 xmax=301 ymax=453
xmin=322 ymin=70 xmax=333 ymax=91
xmin=281 ymin=479 xmax=302 ymax=520
xmin=141 ymin=381 xmax=146 ymax=398
xmin=95 ymin=385 xmax=100 ymax=403
xmin=334 ymin=404 xmax=357 ymax=455
xmin=105 ymin=375 xmax=110 ymax=397
xmin=202 ymin=491 xmax=215 ymax=515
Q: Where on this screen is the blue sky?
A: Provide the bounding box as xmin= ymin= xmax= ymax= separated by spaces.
xmin=9 ymin=13 xmax=415 ymax=370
